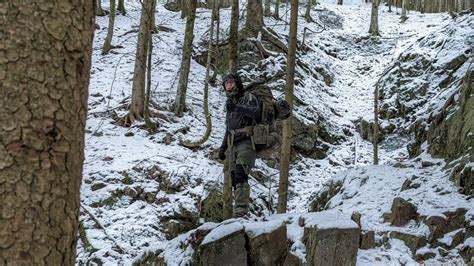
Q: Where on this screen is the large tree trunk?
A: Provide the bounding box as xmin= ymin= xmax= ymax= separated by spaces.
xmin=174 ymin=0 xmax=197 ymax=116
xmin=126 ymin=0 xmax=154 ymax=125
xmin=368 ymin=0 xmax=380 ymax=36
xmin=0 ymin=1 xmax=94 ymax=264
xmin=229 ymin=0 xmax=239 ymax=73
xmin=277 ymin=0 xmax=298 ymax=214
xmin=102 ymin=0 xmax=116 ymax=55
xmin=243 ymin=0 xmax=263 ymax=38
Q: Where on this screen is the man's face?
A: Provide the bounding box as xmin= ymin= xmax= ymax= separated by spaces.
xmin=225 ymin=80 xmax=236 ymax=92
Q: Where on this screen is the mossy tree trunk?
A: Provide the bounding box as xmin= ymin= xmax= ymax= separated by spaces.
xmin=125 ymin=0 xmax=155 ymax=125
xmin=277 ymin=0 xmax=298 ymax=214
xmin=229 ymin=0 xmax=239 ymax=73
xmin=368 ymin=0 xmax=380 ymax=36
xmin=102 ymin=0 xmax=116 ymax=55
xmin=174 ymin=0 xmax=197 ymax=116
xmin=0 ymin=1 xmax=94 ymax=264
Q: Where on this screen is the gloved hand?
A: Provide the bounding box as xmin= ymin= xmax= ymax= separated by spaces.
xmin=218 ymin=147 xmax=226 ymax=160
xmin=226 ymin=99 xmax=236 ymax=112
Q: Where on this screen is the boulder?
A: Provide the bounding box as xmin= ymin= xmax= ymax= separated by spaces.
xmin=198 ymin=223 xmax=247 ymax=266
xmin=360 ymin=231 xmax=375 ymax=250
xmin=390 ymin=197 xmax=419 ymax=226
xmin=424 ymin=208 xmax=468 ymax=243
xmin=303 ymin=213 xmax=360 ymax=266
xmin=246 ymin=223 xmax=288 ymax=266
xmin=283 ymin=252 xmax=304 ymax=266
xmin=390 ymin=231 xmax=427 ymax=254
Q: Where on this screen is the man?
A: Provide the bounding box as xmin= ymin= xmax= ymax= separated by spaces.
xmin=218 ymin=73 xmax=261 ymax=218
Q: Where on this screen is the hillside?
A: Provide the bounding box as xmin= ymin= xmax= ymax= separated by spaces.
xmin=77 ymin=1 xmax=473 ymax=264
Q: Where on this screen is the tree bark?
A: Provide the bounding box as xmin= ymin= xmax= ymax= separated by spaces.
xmin=264 ymin=0 xmax=272 ymax=16
xmin=337 ymin=0 xmax=343 ymax=5
xmin=229 ymin=0 xmax=239 ymax=73
xmin=388 ymin=0 xmax=393 ymax=12
xmin=0 ymin=1 xmax=94 ymax=264
xmin=118 ymin=0 xmax=126 ymax=15
xmin=174 ymin=0 xmax=197 ymax=116
xmin=277 ymin=0 xmax=298 ymax=214
xmin=223 ymin=156 xmax=233 ymax=219
xmin=368 ymin=0 xmax=380 ymax=36
xmin=102 ymin=0 xmax=116 ymax=55
xmin=244 ymin=0 xmax=263 ymax=38
xmin=127 ymin=0 xmax=154 ymax=125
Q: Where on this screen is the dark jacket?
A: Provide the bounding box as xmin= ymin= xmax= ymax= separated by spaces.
xmin=220 ymin=92 xmax=261 ymax=152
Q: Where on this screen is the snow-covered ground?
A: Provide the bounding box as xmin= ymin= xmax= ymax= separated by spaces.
xmin=78 ymin=0 xmax=472 ymax=264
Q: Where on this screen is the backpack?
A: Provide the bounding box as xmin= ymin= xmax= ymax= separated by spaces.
xmin=244 ymin=83 xmax=291 ymax=151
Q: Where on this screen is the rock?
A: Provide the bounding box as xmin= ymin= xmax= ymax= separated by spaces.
xmin=424 ymin=208 xmax=467 ymax=243
xmin=360 ymin=231 xmax=375 ymax=250
xmin=351 ymin=212 xmax=361 ymax=228
xmin=415 ymin=249 xmax=436 ymax=261
xmin=161 ymin=209 xmax=199 ymax=240
xmin=247 ymin=224 xmax=288 ymax=266
xmin=304 ymin=218 xmax=360 ymax=266
xmin=390 ymin=231 xmax=426 ymax=254
xmin=421 ymin=160 xmax=438 ymax=167
xmin=309 ymin=180 xmax=343 ymax=212
xmin=163 ymin=133 xmax=174 ymax=145
xmin=450 ymin=163 xmax=473 ymax=196
xmin=199 ymin=224 xmax=247 ymax=266
xmin=401 ymin=179 xmax=421 ymax=191
xmin=201 ymin=188 xmax=223 ymax=222
xmin=124 ymin=132 xmax=134 ymax=137
xmin=390 ymin=197 xmax=419 ymax=226
xmin=434 ymin=229 xmax=465 ymax=249
xmin=91 ymin=182 xmax=106 ymax=191
xmin=283 ymin=252 xmax=304 ymax=266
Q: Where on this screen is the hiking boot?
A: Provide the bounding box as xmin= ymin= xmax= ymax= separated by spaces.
xmin=233 ymin=182 xmax=250 ymax=218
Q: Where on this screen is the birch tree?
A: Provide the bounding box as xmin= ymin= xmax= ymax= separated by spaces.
xmin=277 ymin=0 xmax=298 ymax=214
xmin=0 ymin=1 xmax=94 ymax=263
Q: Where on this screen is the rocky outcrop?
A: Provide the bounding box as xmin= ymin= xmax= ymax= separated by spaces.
xmin=389 ymin=197 xmax=419 ymax=226
xmin=199 ymin=223 xmax=247 ymax=266
xmin=157 ymin=212 xmax=360 ymax=266
xmin=304 ymin=224 xmax=360 ymax=266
